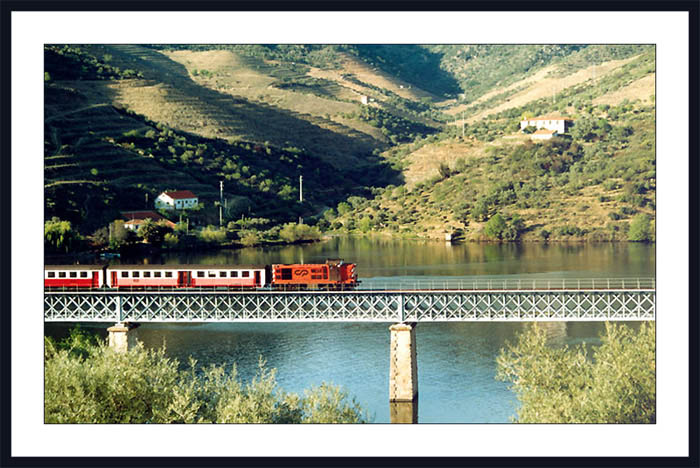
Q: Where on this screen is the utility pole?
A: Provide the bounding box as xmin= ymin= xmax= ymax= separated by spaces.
xmin=299 ymin=175 xmax=303 ymax=225
xmin=219 ymin=180 xmax=223 ymax=227
xmin=462 ymin=111 xmax=465 ymax=138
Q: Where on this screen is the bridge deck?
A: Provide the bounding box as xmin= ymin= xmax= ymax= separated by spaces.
xmin=45 ymin=286 xmax=656 ymax=323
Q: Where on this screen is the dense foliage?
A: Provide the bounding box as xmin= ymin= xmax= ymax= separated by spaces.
xmin=496 ymin=322 xmax=655 ymax=423
xmin=45 ymin=328 xmax=368 ymax=424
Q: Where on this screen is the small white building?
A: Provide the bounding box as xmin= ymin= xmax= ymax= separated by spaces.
xmin=155 ymin=190 xmax=199 ymax=211
xmin=520 ymin=114 xmax=574 ymax=134
xmin=360 ymin=95 xmax=369 ymax=105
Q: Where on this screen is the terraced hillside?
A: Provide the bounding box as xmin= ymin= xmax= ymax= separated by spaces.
xmin=45 ymin=44 xmax=655 ymax=242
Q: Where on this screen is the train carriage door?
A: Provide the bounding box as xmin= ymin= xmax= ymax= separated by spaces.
xmin=178 ymin=271 xmax=188 ymax=287
xmin=92 ymin=271 xmax=99 ymax=288
xmin=254 ymin=271 xmax=261 ymax=287
xmin=111 ymin=271 xmax=117 ymax=288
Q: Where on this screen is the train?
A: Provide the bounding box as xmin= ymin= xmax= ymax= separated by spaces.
xmin=44 ymin=259 xmax=358 ymax=290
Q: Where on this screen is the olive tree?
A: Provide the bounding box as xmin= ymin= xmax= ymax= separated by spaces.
xmin=497 ymin=322 xmax=655 ymax=423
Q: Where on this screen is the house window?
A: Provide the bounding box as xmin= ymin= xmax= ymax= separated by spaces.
xmin=121 ymin=271 xmax=128 ymax=278
xmin=47 ymin=272 xmax=55 ymax=278
xmin=165 ymin=272 xmax=173 ymax=278
xmin=69 ymin=272 xmax=77 ymax=278
xmin=80 ymin=271 xmax=88 ymax=278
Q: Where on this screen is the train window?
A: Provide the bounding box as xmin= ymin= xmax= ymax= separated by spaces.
xmin=143 ymin=272 xmax=151 ymax=278
xmin=69 ymin=272 xmax=77 ymax=278
xmin=231 ymin=271 xmax=238 ymax=277
xmin=133 ymin=272 xmax=140 ymax=278
xmin=208 ymin=271 xmax=216 ymax=278
xmin=59 ymin=272 xmax=66 ymax=278
xmin=80 ymin=271 xmax=88 ymax=278
xmin=121 ymin=272 xmax=128 ymax=278
xmin=197 ymin=271 xmax=205 ymax=278
xmin=280 ymin=268 xmax=292 ymax=280
xmin=242 ymin=271 xmax=250 ymax=278
xmin=154 ymin=272 xmax=161 ymax=278
xmin=47 ymin=272 xmax=55 ymax=278
xmin=165 ymin=272 xmax=173 ymax=278
xmin=220 ymin=272 xmax=227 ymax=277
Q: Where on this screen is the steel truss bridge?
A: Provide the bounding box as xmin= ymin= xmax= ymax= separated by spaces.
xmin=44 ymin=278 xmax=655 ymax=323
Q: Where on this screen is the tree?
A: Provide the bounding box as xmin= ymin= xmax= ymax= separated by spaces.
xmin=628 ymin=213 xmax=652 ymax=242
xmin=139 ymin=219 xmax=173 ymax=246
xmin=45 ymin=217 xmax=81 ymax=253
xmin=109 ymin=219 xmax=136 ymax=249
xmin=484 ymin=213 xmax=508 ymax=240
xmin=497 ymin=322 xmax=655 ymax=423
xmin=337 ymin=202 xmax=352 ymax=216
xmin=438 ymin=163 xmax=452 ymax=179
xmin=44 ymin=331 xmax=368 ymax=424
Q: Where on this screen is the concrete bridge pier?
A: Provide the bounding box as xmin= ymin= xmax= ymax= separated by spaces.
xmin=107 ymin=322 xmax=139 ymax=353
xmin=389 ymin=322 xmax=418 ymax=423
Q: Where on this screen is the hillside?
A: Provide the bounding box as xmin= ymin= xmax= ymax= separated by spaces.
xmin=44 ymin=44 xmax=655 ymax=243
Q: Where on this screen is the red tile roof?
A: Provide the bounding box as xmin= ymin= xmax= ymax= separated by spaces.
xmin=122 ymin=211 xmax=167 ymax=221
xmin=533 ymin=129 xmax=556 ymax=135
xmin=523 ymin=114 xmax=574 ymax=122
xmin=163 ymin=190 xmax=197 ymax=200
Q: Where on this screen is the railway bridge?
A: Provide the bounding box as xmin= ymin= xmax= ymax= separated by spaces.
xmin=44 ymin=278 xmax=655 ymax=422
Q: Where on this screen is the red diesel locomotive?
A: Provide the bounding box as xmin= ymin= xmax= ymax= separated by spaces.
xmin=44 ymin=259 xmax=358 ymax=290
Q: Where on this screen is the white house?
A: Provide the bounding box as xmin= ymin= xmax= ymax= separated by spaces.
xmin=155 ymin=190 xmax=198 ymax=210
xmin=121 ymin=211 xmax=177 ymax=231
xmin=520 ymin=114 xmax=574 ymax=134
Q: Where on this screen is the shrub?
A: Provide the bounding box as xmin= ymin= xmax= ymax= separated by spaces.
xmin=628 ymin=213 xmax=652 ymax=242
xmin=497 ymin=322 xmax=655 ymax=423
xmin=45 ymin=335 xmax=368 ymax=424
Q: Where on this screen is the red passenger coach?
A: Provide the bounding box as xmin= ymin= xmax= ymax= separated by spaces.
xmin=271 ymin=259 xmax=358 ymax=289
xmin=106 ymin=265 xmax=267 ymax=289
xmin=45 ymin=265 xmax=105 ymax=289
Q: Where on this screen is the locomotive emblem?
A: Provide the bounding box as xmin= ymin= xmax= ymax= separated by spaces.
xmin=294 ymin=269 xmax=309 ymax=276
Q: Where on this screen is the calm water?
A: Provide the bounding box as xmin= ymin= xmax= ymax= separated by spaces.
xmin=45 ymin=238 xmax=655 ymax=423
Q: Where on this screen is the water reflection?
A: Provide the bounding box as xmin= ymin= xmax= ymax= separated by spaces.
xmin=115 ymin=237 xmax=655 ymax=281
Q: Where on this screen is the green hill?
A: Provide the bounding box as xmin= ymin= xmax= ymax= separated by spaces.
xmin=44 ymin=44 xmax=655 ymax=242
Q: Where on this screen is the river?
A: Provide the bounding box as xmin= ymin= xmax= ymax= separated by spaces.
xmin=44 ymin=238 xmax=655 ymax=423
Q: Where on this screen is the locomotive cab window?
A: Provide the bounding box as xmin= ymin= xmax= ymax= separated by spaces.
xmin=280 ymin=268 xmax=292 ymax=280
xmin=80 ymin=271 xmax=88 ymax=278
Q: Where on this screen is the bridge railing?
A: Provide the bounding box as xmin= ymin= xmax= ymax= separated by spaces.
xmin=360 ymin=277 xmax=656 ymax=291
xmin=44 ymin=277 xmax=655 ymax=293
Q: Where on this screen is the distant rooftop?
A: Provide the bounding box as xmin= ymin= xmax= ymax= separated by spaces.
xmin=163 ymin=190 xmax=197 ymax=200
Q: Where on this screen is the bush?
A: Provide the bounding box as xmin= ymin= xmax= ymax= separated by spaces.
xmin=45 ymin=335 xmax=368 ymax=424
xmin=497 ymin=322 xmax=655 ymax=423
xmin=628 ymin=213 xmax=652 ymax=242
xmin=198 ymin=225 xmax=228 ymax=244
xmin=279 ymin=223 xmax=321 ymax=243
